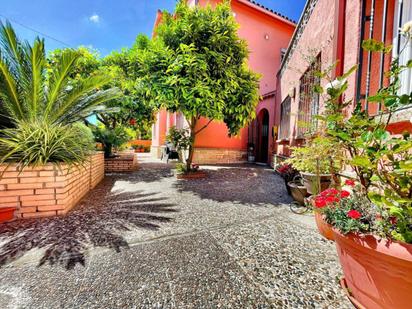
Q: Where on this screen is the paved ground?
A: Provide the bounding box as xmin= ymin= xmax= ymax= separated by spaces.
xmin=0 ymin=154 xmax=352 ymax=308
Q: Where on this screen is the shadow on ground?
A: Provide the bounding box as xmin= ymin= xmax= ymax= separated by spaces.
xmin=107 ymin=162 xmax=175 ymax=183
xmin=175 ymin=165 xmax=292 ymax=206
xmin=0 ymin=175 xmax=177 ymax=270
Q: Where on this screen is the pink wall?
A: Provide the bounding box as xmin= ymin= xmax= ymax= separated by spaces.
xmin=275 ymin=0 xmax=402 ymax=158
xmin=276 ymin=0 xmax=365 ymax=153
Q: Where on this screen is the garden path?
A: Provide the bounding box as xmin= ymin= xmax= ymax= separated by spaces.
xmin=0 ymin=154 xmax=352 ymax=308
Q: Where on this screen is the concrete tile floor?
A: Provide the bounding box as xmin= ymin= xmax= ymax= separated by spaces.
xmin=0 ymin=154 xmax=352 ymax=308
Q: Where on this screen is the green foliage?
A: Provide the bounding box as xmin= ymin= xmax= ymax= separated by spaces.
xmin=138 ymin=1 xmax=260 ymax=169
xmin=0 ymin=119 xmax=94 ymax=168
xmin=175 ymin=162 xmax=187 ymax=174
xmin=286 ymin=136 xmax=343 ymax=174
xmin=92 ymin=125 xmax=132 ymax=158
xmin=166 ymin=126 xmax=192 ymax=152
xmin=0 ymin=22 xmax=120 ymax=126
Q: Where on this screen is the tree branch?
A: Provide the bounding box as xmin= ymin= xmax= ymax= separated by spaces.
xmin=195 ymin=119 xmax=213 ymax=135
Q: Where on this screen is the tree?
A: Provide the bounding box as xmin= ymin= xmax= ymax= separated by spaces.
xmin=138 ymin=1 xmax=260 ymax=170
xmin=49 ymin=37 xmax=156 ymax=140
xmin=0 ymin=22 xmax=120 ymax=126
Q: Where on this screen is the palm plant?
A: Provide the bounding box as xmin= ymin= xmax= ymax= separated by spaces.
xmin=0 ymin=22 xmax=121 ymax=166
xmin=0 ymin=21 xmax=120 ymax=125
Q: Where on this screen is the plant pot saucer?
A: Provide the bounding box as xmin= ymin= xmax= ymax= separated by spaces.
xmin=339 ymin=278 xmax=366 ymax=309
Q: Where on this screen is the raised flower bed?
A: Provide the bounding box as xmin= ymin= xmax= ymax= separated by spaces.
xmin=0 ymin=153 xmax=104 ymax=219
xmin=104 ymin=153 xmax=138 ymax=173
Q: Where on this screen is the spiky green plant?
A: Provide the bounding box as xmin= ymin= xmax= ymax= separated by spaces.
xmin=0 ymin=21 xmax=120 ymax=125
xmin=0 ymin=120 xmax=95 ymax=168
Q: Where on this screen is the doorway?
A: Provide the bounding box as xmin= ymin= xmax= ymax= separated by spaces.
xmin=256 ymin=109 xmax=269 ymax=164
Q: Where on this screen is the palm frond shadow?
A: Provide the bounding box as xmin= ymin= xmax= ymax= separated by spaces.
xmin=0 ymin=176 xmax=176 ymax=270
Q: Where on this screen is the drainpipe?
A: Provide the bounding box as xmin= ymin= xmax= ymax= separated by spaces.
xmin=333 ymin=0 xmax=347 ymax=79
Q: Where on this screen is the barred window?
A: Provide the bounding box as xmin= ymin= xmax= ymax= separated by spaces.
xmin=279 ymin=96 xmax=291 ymax=140
xmin=394 ymin=0 xmax=412 ymax=96
xmin=297 ymin=55 xmax=321 ymax=137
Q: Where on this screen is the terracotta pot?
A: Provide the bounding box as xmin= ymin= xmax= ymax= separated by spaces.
xmin=333 ymin=229 xmax=412 ymax=309
xmin=314 ymin=212 xmax=334 ymax=241
xmin=301 ymin=172 xmax=332 ymax=195
xmin=287 ymin=181 xmax=307 ymax=205
xmin=0 ymin=207 xmax=16 ymax=223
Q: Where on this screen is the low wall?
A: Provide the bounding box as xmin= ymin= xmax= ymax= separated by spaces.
xmin=0 ymin=152 xmax=105 ymax=219
xmin=105 ymin=153 xmax=138 ymax=172
xmin=193 ymin=148 xmax=247 ymax=164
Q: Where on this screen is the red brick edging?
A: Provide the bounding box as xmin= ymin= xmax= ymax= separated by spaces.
xmin=176 ymin=170 xmax=208 ymax=180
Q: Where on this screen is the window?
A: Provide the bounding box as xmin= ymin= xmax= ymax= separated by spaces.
xmin=297 ymin=55 xmax=321 ymax=137
xmin=393 ymin=0 xmax=412 ymax=95
xmin=279 ymin=96 xmax=291 ymax=140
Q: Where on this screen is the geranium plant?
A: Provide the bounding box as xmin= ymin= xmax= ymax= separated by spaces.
xmin=314 ymin=30 xmax=412 ymax=243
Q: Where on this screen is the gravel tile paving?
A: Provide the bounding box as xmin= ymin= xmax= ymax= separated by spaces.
xmin=0 ymin=154 xmax=352 ymax=308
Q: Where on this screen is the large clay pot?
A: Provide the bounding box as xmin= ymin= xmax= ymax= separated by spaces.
xmin=314 ymin=212 xmax=334 ymax=241
xmin=301 ymin=172 xmax=332 ymax=195
xmin=333 ymin=229 xmax=412 ymax=309
xmin=287 ymin=181 xmax=307 ymax=205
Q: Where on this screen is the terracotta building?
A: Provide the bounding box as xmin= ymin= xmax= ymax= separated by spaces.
xmin=151 ymin=0 xmax=296 ymax=164
xmin=275 ymin=0 xmax=412 ymax=158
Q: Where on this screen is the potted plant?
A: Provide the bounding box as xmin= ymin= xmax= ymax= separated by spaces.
xmin=310 ymin=30 xmax=412 ymax=308
xmin=131 ymin=144 xmax=140 ymax=153
xmin=275 ymin=163 xmax=297 ymax=193
xmin=286 ymin=136 xmax=343 ymax=194
xmin=287 ymin=177 xmax=308 ymax=205
xmin=0 ymin=207 xmax=16 ymax=223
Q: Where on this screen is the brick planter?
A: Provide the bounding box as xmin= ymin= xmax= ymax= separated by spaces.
xmin=0 ymin=152 xmax=104 ymax=219
xmin=105 ymin=153 xmax=138 ymax=173
xmin=176 ymin=170 xmax=208 ymax=180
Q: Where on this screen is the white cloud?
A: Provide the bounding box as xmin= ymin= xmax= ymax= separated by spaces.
xmin=89 ymin=14 xmax=100 ymax=24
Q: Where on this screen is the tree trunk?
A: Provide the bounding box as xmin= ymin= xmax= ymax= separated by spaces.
xmin=186 ymin=117 xmax=197 ymax=172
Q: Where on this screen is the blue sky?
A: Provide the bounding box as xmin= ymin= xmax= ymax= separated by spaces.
xmin=0 ymin=0 xmax=306 ymax=56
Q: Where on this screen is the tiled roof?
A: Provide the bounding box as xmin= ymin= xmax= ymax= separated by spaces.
xmin=245 ymin=0 xmax=297 ymax=24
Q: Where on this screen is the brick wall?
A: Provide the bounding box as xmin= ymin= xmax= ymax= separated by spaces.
xmin=105 ymin=153 xmax=138 ymax=172
xmin=193 ymin=148 xmax=247 ymax=164
xmin=0 ymin=152 xmax=104 ymax=219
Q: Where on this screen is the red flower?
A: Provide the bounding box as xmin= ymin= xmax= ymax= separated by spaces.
xmin=314 ymin=197 xmax=327 ymax=208
xmin=345 ymin=179 xmax=355 ymax=187
xmin=321 ymin=188 xmax=339 ymax=197
xmin=340 ymin=190 xmax=350 ymax=198
xmin=326 ymin=196 xmax=340 ymax=204
xmin=347 ymin=210 xmax=362 ymax=220
xmin=129 ymin=118 xmax=136 ymax=126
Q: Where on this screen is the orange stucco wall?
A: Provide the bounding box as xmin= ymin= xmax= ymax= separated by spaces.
xmin=193 ymin=0 xmax=294 ymax=153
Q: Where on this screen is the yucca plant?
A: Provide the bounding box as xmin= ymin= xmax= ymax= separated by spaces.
xmin=0 ymin=120 xmax=95 ymax=168
xmin=0 ymin=21 xmax=120 ymax=125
